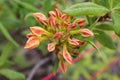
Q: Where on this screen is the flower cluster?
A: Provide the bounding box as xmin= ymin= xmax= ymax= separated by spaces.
xmin=24 ymin=8 xmax=94 ymax=73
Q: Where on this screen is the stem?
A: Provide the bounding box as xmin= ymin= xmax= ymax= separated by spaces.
xmin=89 ymin=17 xmax=100 ymax=30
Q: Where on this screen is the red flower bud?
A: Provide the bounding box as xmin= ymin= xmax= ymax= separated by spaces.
xmin=79 ymin=29 xmax=94 ymax=37
xmin=55 ymin=8 xmax=62 ymax=18
xmin=59 ymin=60 xmax=66 ymax=73
xmin=47 ymin=43 xmax=55 ymax=52
xmin=63 ymin=45 xmax=72 ymax=64
xmin=53 ymin=32 xmax=63 ymax=39
xmin=49 ymin=11 xmax=56 ymax=17
xmin=69 ymin=39 xmax=80 ymax=46
xmin=48 ymin=15 xmax=56 ymax=27
xmin=61 ymin=14 xmax=68 ymax=20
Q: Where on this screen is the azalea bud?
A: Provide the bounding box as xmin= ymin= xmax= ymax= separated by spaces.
xmin=55 ymin=8 xmax=62 ymax=18
xmin=61 ymin=14 xmax=68 ymax=20
xmin=63 ymin=45 xmax=72 ymax=64
xmin=49 ymin=11 xmax=56 ymax=17
xmin=26 ymin=33 xmax=34 ymax=38
xmin=69 ymin=39 xmax=80 ymax=46
xmin=79 ymin=23 xmax=85 ymax=28
xmin=53 ymin=32 xmax=63 ymax=39
xmin=59 ymin=60 xmax=66 ymax=73
xmin=79 ymin=29 xmax=94 ymax=37
xmin=71 ymin=24 xmax=76 ymax=28
xmin=47 ymin=43 xmax=55 ymax=52
xmin=77 ymin=18 xmax=86 ymax=24
xmin=24 ymin=37 xmax=40 ymax=49
xmin=33 ymin=13 xmax=47 ymax=25
xmin=48 ymin=15 xmax=56 ymax=27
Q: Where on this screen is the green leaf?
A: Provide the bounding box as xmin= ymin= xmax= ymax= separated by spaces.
xmin=53 ymin=58 xmax=59 ymax=75
xmin=0 ymin=69 xmax=25 ymax=80
xmin=0 ymin=22 xmax=19 ymax=47
xmin=0 ymin=43 xmax=14 ymax=67
xmin=63 ymin=2 xmax=109 ymax=16
xmin=13 ymin=0 xmax=39 ymax=12
xmin=94 ymin=30 xmax=116 ymax=49
xmin=95 ymin=22 xmax=114 ymax=31
xmin=43 ymin=0 xmax=54 ymax=14
xmin=111 ymin=13 xmax=120 ymax=37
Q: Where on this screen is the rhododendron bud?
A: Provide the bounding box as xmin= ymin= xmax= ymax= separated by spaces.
xmin=30 ymin=26 xmax=51 ymax=36
xmin=33 ymin=13 xmax=47 ymax=25
xmin=79 ymin=23 xmax=85 ymax=28
xmin=71 ymin=24 xmax=76 ymax=28
xmin=79 ymin=29 xmax=94 ymax=37
xmin=61 ymin=14 xmax=68 ymax=20
xmin=26 ymin=33 xmax=34 ymax=38
xmin=49 ymin=11 xmax=56 ymax=17
xmin=55 ymin=8 xmax=62 ymax=18
xmin=63 ymin=45 xmax=72 ymax=64
xmin=69 ymin=39 xmax=80 ymax=46
xmin=77 ymin=18 xmax=86 ymax=24
xmin=53 ymin=32 xmax=63 ymax=39
xmin=47 ymin=43 xmax=55 ymax=52
xmin=24 ymin=37 xmax=40 ymax=49
xmin=48 ymin=15 xmax=55 ymax=27
xmin=59 ymin=60 xmax=66 ymax=73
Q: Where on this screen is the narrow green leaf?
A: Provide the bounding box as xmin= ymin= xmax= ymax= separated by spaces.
xmin=0 ymin=23 xmax=19 ymax=47
xmin=94 ymin=30 xmax=116 ymax=49
xmin=95 ymin=22 xmax=114 ymax=31
xmin=0 ymin=43 xmax=13 ymax=67
xmin=13 ymin=0 xmax=39 ymax=12
xmin=0 ymin=69 xmax=25 ymax=80
xmin=111 ymin=13 xmax=120 ymax=37
xmin=53 ymin=58 xmax=59 ymax=75
xmin=63 ymin=2 xmax=109 ymax=16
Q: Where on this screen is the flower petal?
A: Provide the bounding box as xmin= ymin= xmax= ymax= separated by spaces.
xmin=59 ymin=60 xmax=67 ymax=73
xmin=53 ymin=32 xmax=63 ymax=39
xmin=69 ymin=39 xmax=80 ymax=46
xmin=33 ymin=13 xmax=47 ymax=25
xmin=26 ymin=33 xmax=34 ymax=38
xmin=79 ymin=29 xmax=94 ymax=37
xmin=30 ymin=26 xmax=45 ymax=36
xmin=63 ymin=45 xmax=72 ymax=64
xmin=24 ymin=37 xmax=40 ymax=49
xmin=47 ymin=43 xmax=55 ymax=52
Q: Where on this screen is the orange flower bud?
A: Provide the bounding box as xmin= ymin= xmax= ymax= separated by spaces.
xmin=49 ymin=11 xmax=56 ymax=17
xmin=53 ymin=32 xmax=63 ymax=39
xmin=69 ymin=39 xmax=80 ymax=46
xmin=26 ymin=33 xmax=34 ymax=38
xmin=71 ymin=24 xmax=76 ymax=28
xmin=30 ymin=27 xmax=45 ymax=36
xmin=55 ymin=8 xmax=62 ymax=18
xmin=79 ymin=29 xmax=94 ymax=37
xmin=77 ymin=18 xmax=86 ymax=24
xmin=61 ymin=14 xmax=68 ymax=20
xmin=59 ymin=60 xmax=66 ymax=73
xmin=79 ymin=23 xmax=85 ymax=28
xmin=47 ymin=43 xmax=55 ymax=52
xmin=48 ymin=15 xmax=56 ymax=27
xmin=24 ymin=37 xmax=40 ymax=49
xmin=33 ymin=13 xmax=47 ymax=25
xmin=63 ymin=45 xmax=72 ymax=64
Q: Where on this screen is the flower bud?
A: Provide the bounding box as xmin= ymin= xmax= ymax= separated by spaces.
xmin=63 ymin=45 xmax=72 ymax=64
xmin=69 ymin=39 xmax=80 ymax=46
xmin=53 ymin=32 xmax=63 ymax=39
xmin=61 ymin=14 xmax=68 ymax=20
xmin=47 ymin=43 xmax=55 ymax=52
xmin=24 ymin=37 xmax=40 ymax=49
xmin=55 ymin=8 xmax=62 ymax=18
xmin=33 ymin=13 xmax=47 ymax=25
xmin=48 ymin=15 xmax=56 ymax=27
xmin=59 ymin=60 xmax=66 ymax=73
xmin=79 ymin=29 xmax=94 ymax=37
xmin=49 ymin=11 xmax=56 ymax=17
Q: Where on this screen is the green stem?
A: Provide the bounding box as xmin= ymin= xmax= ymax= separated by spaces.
xmin=109 ymin=0 xmax=113 ymax=9
xmin=89 ymin=17 xmax=100 ymax=30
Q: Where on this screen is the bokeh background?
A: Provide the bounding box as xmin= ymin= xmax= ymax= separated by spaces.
xmin=0 ymin=0 xmax=120 ymax=80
